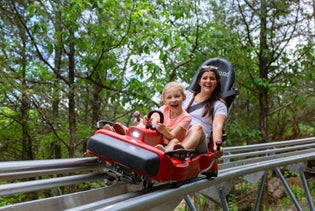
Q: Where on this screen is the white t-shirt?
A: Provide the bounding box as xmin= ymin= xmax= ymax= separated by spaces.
xmin=183 ymin=91 xmax=227 ymax=138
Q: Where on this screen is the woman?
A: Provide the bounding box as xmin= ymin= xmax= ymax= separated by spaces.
xmin=180 ymin=65 xmax=227 ymax=155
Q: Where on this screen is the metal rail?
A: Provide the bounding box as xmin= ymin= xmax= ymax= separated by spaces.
xmin=0 ymin=137 xmax=314 ymax=210
xmin=76 ymin=151 xmax=315 ymax=211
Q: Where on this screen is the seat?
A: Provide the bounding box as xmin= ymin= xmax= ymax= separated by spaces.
xmin=188 ymin=58 xmax=238 ymax=109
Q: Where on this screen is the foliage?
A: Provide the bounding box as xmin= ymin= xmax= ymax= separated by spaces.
xmin=224 ymin=0 xmax=315 ymax=142
xmin=224 ymin=176 xmax=315 ymax=211
xmin=0 ymin=0 xmax=314 ymax=207
xmin=0 ymin=0 xmax=314 ymax=159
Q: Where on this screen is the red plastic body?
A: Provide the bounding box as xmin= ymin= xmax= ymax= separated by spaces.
xmin=86 ymin=126 xmax=217 ymax=182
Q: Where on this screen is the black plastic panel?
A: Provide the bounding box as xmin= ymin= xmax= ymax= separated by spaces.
xmin=87 ymin=133 xmax=160 ymax=176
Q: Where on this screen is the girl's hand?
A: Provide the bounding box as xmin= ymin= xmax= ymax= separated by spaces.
xmin=156 ymin=123 xmax=166 ymax=133
xmin=142 ymin=115 xmax=151 ymax=127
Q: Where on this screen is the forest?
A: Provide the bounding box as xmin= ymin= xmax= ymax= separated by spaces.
xmin=0 ymin=0 xmax=314 ymax=176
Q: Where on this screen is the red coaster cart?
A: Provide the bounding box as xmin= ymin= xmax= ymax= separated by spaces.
xmin=86 ymin=58 xmax=238 ymax=186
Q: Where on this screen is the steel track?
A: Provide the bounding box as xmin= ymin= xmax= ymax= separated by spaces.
xmin=0 ymin=137 xmax=314 ymax=210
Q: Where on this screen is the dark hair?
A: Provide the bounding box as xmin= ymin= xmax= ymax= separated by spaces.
xmin=192 ymin=66 xmax=223 ymax=119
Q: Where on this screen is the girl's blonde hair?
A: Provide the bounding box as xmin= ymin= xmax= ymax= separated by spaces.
xmin=161 ymin=81 xmax=186 ymax=101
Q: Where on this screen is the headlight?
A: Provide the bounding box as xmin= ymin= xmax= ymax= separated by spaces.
xmin=130 ymin=129 xmax=141 ymax=139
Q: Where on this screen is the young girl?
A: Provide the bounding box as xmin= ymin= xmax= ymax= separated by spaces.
xmin=103 ymin=81 xmax=191 ymax=151
xmin=139 ymin=81 xmax=192 ymax=151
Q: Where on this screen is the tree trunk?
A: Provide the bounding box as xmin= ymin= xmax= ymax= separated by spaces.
xmin=259 ymin=1 xmax=270 ymax=210
xmin=21 ymin=84 xmax=33 ymax=160
xmin=92 ymin=82 xmax=102 ymax=127
xmin=51 ymin=2 xmax=62 ymax=159
xmin=68 ymin=26 xmax=76 ymax=158
xmin=258 ymin=0 xmax=269 ymax=143
xmin=20 ymin=26 xmax=33 ymax=160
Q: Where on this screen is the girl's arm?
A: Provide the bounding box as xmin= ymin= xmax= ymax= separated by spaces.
xmin=156 ymin=124 xmax=186 ymax=141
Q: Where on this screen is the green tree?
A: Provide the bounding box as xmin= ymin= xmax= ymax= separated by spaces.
xmin=0 ymin=1 xmax=35 ymax=160
xmin=224 ymin=0 xmax=315 ymax=143
xmin=0 ymin=0 xmax=314 ymax=162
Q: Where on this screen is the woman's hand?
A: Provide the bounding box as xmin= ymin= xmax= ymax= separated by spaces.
xmin=213 ymin=144 xmax=224 ymax=158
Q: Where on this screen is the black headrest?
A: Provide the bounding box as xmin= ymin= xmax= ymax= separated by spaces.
xmin=188 ymin=58 xmax=235 ymax=93
xmin=188 ymin=58 xmax=238 ymax=108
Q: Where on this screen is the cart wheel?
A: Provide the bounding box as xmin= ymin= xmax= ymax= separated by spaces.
xmin=203 ymin=171 xmax=218 ymax=179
